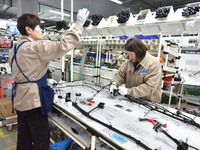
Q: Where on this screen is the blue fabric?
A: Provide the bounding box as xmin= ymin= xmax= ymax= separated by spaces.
xmin=37 ymin=73 xmax=54 ymax=115
xmin=11 ymin=41 xmax=54 ymax=115
xmin=49 ymin=138 xmax=72 ymax=150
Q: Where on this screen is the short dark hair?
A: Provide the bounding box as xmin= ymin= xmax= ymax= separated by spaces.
xmin=125 ymin=38 xmax=147 ymax=62
xmin=17 ymin=14 xmax=41 ymax=35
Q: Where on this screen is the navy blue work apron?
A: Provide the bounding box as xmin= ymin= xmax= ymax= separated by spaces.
xmin=11 ymin=41 xmax=54 ymax=115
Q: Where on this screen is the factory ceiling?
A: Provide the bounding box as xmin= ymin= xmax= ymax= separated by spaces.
xmin=0 ymin=0 xmax=199 ymax=27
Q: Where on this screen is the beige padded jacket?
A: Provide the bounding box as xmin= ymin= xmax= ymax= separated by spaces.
xmin=9 ymin=24 xmax=82 ymax=111
xmin=112 ymin=51 xmax=162 ymax=103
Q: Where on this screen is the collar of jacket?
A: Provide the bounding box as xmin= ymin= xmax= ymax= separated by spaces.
xmin=21 ymin=36 xmax=34 ymax=42
xmin=127 ymin=61 xmax=141 ymax=73
xmin=138 ymin=51 xmax=150 ymax=68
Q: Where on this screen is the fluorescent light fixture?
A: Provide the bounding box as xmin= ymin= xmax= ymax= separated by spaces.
xmin=49 ymin=10 xmax=70 ymax=17
xmin=110 ymin=0 xmax=123 ymax=4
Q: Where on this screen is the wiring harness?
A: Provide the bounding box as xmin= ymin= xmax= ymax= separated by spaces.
xmin=155 ymin=6 xmax=170 ymax=18
xmin=126 ymin=95 xmax=200 ymax=129
xmin=116 ymin=8 xmax=131 ymax=23
xmin=182 ymin=6 xmax=200 ymax=17
xmin=91 ymin=13 xmax=104 ymax=26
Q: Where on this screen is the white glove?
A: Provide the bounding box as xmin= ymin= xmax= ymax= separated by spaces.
xmin=110 ymin=82 xmax=117 ymax=94
xmin=118 ymin=87 xmax=128 ymax=96
xmin=76 ymin=8 xmax=90 ymax=26
xmin=48 ymin=79 xmax=57 ymax=86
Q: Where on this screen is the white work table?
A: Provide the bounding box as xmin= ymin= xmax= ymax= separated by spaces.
xmin=49 ymin=80 xmax=200 ymax=150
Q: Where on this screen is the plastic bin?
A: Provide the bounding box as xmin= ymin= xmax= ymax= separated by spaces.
xmin=161 ymin=93 xmax=178 ymax=104
xmin=185 ymin=87 xmax=200 ymax=96
xmin=49 ymin=138 xmax=72 ymax=150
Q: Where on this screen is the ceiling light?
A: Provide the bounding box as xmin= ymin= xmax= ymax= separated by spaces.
xmin=49 ymin=10 xmax=70 ymax=17
xmin=110 ymin=0 xmax=123 ymax=4
xmin=41 ymin=20 xmax=45 ymax=23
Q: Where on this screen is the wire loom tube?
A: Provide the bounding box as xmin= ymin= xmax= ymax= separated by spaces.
xmin=126 ymin=95 xmax=200 ymax=129
xmin=72 ymin=102 xmax=152 ymax=150
xmin=72 ymin=99 xmax=199 ymax=150
xmin=57 ymin=81 xmax=200 ymax=129
xmin=56 ymin=82 xmax=199 ymax=149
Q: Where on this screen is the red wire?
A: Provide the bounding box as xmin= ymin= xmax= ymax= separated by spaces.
xmin=147 ymin=119 xmax=156 ymax=126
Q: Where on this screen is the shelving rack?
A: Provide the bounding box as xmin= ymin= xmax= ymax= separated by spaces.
xmin=71 ymin=3 xmax=200 ymax=106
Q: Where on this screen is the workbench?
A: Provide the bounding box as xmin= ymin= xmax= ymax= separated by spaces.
xmin=49 ymin=80 xmax=200 ymax=150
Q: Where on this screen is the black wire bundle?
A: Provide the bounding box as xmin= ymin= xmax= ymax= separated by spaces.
xmin=83 ymin=19 xmax=91 ymax=27
xmin=55 ymin=81 xmax=199 ymax=149
xmin=126 ymin=95 xmax=200 ymax=129
xmin=55 ymin=20 xmax=69 ymax=30
xmin=116 ymin=8 xmax=131 ymax=23
xmin=155 ymin=6 xmax=170 ymax=18
xmin=72 ymin=102 xmax=152 ymax=150
xmin=182 ymin=6 xmax=200 ymax=17
xmin=91 ymin=13 xmax=104 ymax=26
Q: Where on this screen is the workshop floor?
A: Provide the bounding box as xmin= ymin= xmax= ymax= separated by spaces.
xmin=0 ymin=125 xmax=17 ymax=150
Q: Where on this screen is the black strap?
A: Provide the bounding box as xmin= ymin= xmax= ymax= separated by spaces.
xmin=11 ymin=41 xmax=36 ymax=83
xmin=11 ymin=41 xmax=29 ymax=72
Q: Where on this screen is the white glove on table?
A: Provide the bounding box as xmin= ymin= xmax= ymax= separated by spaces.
xmin=118 ymin=87 xmax=128 ymax=96
xmin=76 ymin=8 xmax=90 ymax=26
xmin=110 ymin=82 xmax=117 ymax=94
xmin=48 ymin=79 xmax=57 ymax=86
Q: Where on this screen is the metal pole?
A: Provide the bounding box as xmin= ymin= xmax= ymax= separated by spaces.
xmin=90 ymin=135 xmax=96 ymax=150
xmin=70 ymin=0 xmax=74 ymax=82
xmin=61 ymin=0 xmax=65 ymax=81
xmin=178 ymin=83 xmax=184 ymax=109
xmin=61 ymin=0 xmax=64 ymax=20
xmin=157 ymin=33 xmax=162 ymax=60
xmin=168 ymin=76 xmax=174 ymax=107
xmin=98 ymin=37 xmax=102 ymax=84
xmin=177 ymin=33 xmax=184 ymax=109
xmin=95 ymin=38 xmax=99 ymax=84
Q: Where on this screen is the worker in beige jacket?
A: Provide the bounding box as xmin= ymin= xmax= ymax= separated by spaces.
xmin=9 ymin=9 xmax=89 ymax=150
xmin=110 ymin=38 xmax=162 ymax=103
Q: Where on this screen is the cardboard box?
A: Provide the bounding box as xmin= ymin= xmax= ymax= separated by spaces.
xmin=2 ymin=116 xmax=17 ymax=126
xmin=0 ymin=97 xmax=16 ymax=117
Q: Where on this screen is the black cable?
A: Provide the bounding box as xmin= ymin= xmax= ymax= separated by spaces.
xmin=87 ymin=102 xmax=105 ymax=114
xmin=56 ymin=83 xmax=97 ymax=91
xmin=56 ymin=82 xmax=200 ymax=129
xmin=55 ymin=81 xmax=199 ymax=149
xmin=56 ymin=82 xmax=110 ymax=98
xmin=126 ymin=95 xmax=200 ymax=129
xmin=72 ymin=102 xmax=152 ymax=150
xmin=156 ymin=124 xmax=198 ymax=150
xmin=93 ymin=83 xmax=110 ymax=97
xmin=53 ymin=104 xmax=125 ymax=150
xmin=141 ymin=119 xmax=199 ymax=150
